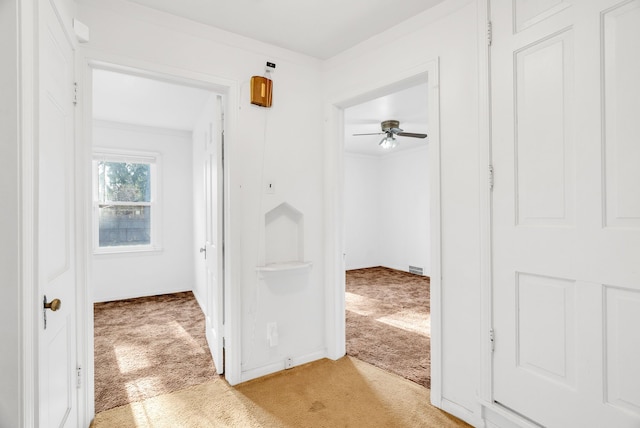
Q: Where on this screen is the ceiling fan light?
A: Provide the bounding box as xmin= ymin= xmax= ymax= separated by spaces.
xmin=379 ymin=135 xmax=397 ymax=149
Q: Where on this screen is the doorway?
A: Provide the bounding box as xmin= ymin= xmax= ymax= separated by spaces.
xmin=342 ymin=83 xmax=431 ymax=387
xmin=326 ymin=60 xmax=441 ymax=401
xmin=86 ymin=64 xmax=227 ymax=414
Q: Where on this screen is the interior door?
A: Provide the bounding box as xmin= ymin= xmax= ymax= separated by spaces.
xmin=38 ymin=0 xmax=78 ymax=426
xmin=204 ymin=95 xmax=225 ymax=374
xmin=491 ymin=1 xmax=640 ymax=427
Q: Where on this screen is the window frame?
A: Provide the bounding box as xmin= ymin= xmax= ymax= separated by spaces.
xmin=92 ymin=149 xmax=162 ymax=254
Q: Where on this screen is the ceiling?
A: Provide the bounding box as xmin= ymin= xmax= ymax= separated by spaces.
xmin=344 ymin=83 xmax=429 ymax=156
xmin=92 ymin=69 xmax=213 ymax=131
xmin=126 ymin=0 xmax=448 ymax=59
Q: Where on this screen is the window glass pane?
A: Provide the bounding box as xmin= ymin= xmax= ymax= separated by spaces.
xmin=98 ymin=161 xmax=151 ymax=203
xmin=99 ymin=205 xmax=151 ymax=247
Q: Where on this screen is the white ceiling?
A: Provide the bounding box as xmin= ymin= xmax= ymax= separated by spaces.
xmin=92 ymin=69 xmax=213 ymax=131
xmin=126 ymin=0 xmax=448 ymax=59
xmin=344 ymin=83 xmax=428 ymax=156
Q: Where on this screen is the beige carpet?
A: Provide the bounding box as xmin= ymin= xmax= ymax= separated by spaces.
xmin=94 ymin=292 xmax=218 ymax=413
xmin=346 ymin=267 xmax=430 ymax=388
xmin=91 ymin=356 xmax=470 ymax=428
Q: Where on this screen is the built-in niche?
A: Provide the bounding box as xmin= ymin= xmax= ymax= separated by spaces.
xmin=257 ymin=202 xmax=312 ymax=272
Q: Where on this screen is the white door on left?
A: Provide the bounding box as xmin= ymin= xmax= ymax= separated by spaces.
xmin=38 ymin=0 xmax=78 ymax=426
xmin=204 ymin=95 xmax=224 ymax=375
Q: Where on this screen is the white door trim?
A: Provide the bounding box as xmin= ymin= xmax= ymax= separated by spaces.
xmin=75 ymin=50 xmax=241 ymax=425
xmin=323 ymin=59 xmax=442 ymax=405
xmin=19 ymin=0 xmax=38 ymax=424
xmin=477 ymin=0 xmax=494 ymax=405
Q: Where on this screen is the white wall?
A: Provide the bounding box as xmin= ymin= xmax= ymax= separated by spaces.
xmin=324 ymin=0 xmax=481 ymax=421
xmin=344 ymin=153 xmax=381 ymax=269
xmin=92 ymin=121 xmax=195 ymax=302
xmin=345 ymin=146 xmax=430 ymax=274
xmin=78 ymin=0 xmax=325 ymax=382
xmin=0 ymin=0 xmax=20 ymax=425
xmin=379 ymin=146 xmax=430 ymax=274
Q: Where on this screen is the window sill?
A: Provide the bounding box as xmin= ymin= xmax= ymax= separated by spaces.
xmin=93 ymin=245 xmax=163 ymax=256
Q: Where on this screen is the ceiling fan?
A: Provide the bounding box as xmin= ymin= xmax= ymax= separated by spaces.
xmin=352 ymin=120 xmax=428 ymax=149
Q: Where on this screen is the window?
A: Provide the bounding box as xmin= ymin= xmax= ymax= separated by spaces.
xmin=93 ymin=150 xmax=160 ymax=253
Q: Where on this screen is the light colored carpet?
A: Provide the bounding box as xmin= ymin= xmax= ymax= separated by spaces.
xmin=94 ymin=292 xmax=218 ymax=413
xmin=91 ymin=356 xmax=470 ymax=428
xmin=346 ymin=267 xmax=430 ymax=388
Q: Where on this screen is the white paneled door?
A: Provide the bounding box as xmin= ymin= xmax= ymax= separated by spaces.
xmin=491 ymin=1 xmax=640 ymax=427
xmin=204 ymin=95 xmax=225 ymax=375
xmin=38 ymin=0 xmax=78 ymax=426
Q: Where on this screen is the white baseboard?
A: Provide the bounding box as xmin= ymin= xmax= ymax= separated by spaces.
xmin=192 ymin=288 xmax=205 ymax=312
xmin=480 ymin=400 xmax=541 ymax=428
xmin=441 ymin=398 xmax=484 ymax=428
xmin=93 ymin=287 xmax=192 ymax=303
xmin=239 ymin=349 xmax=327 ymax=384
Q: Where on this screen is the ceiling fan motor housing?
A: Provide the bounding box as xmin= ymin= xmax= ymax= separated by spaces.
xmin=381 ymin=120 xmax=401 ymax=132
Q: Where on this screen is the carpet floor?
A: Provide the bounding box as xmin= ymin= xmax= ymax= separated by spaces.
xmin=346 ymin=267 xmax=430 ymax=388
xmin=94 ymin=292 xmax=218 ymax=413
xmin=93 ymin=279 xmax=447 ymax=427
xmin=91 ymin=356 xmax=470 ymax=428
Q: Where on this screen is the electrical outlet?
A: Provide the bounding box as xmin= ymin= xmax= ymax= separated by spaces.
xmin=285 ymin=357 xmax=293 ymax=369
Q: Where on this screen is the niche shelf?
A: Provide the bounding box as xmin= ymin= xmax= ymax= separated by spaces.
xmin=255 ymin=261 xmax=313 ymax=273
xmin=256 ymin=202 xmax=311 ymax=273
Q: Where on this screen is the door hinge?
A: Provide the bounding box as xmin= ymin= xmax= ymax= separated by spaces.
xmin=73 ymin=82 xmax=78 ymax=105
xmin=489 ymin=329 xmax=495 ymax=352
xmin=487 ymin=21 xmax=493 ymax=46
xmin=76 ymin=365 xmax=82 ymax=388
xmin=489 ymin=164 xmax=494 ymax=191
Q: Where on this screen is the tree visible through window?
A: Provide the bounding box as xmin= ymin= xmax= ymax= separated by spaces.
xmin=94 ymin=153 xmax=158 ymax=251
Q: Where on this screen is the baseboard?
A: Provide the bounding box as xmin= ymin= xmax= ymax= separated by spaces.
xmin=480 ymin=400 xmax=542 ymax=428
xmin=441 ymin=398 xmax=540 ymax=428
xmin=93 ymin=288 xmax=192 ymax=303
xmin=239 ymin=349 xmax=327 ymax=384
xmin=380 ymin=264 xmax=431 ymax=277
xmin=440 ymin=398 xmax=484 ymax=428
xmin=192 ymin=288 xmax=205 ymax=312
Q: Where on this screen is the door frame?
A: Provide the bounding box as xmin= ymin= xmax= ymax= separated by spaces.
xmin=324 ymin=59 xmax=443 ymax=404
xmin=75 ymin=50 xmax=240 ymax=424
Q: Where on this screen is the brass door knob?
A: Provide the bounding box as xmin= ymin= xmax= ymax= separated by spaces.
xmin=44 ymin=296 xmax=61 ymax=311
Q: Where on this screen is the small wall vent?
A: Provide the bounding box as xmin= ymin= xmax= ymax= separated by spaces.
xmin=409 ymin=266 xmax=424 ymax=275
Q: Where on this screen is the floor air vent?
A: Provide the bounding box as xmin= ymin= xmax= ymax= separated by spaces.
xmin=409 ymin=266 xmax=424 ymax=275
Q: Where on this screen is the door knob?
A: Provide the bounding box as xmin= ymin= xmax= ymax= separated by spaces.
xmin=199 ymin=246 xmax=207 ymax=259
xmin=43 ymin=296 xmax=61 ymax=311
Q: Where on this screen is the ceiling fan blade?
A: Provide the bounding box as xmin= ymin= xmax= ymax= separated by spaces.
xmin=396 ymin=132 xmax=428 ymax=138
xmin=352 ymin=132 xmax=385 ymax=136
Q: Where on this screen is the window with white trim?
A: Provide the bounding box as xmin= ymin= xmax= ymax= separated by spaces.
xmin=93 ymin=150 xmax=160 ymax=253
